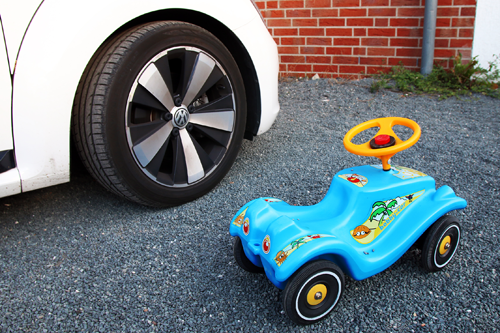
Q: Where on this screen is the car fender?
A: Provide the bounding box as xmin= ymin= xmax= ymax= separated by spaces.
xmin=11 ymin=0 xmax=276 ymax=193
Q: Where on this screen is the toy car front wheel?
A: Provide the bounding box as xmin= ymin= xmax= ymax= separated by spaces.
xmin=421 ymin=215 xmax=461 ymax=272
xmin=283 ymin=260 xmax=344 ymax=325
xmin=233 ymin=237 xmax=264 ymax=273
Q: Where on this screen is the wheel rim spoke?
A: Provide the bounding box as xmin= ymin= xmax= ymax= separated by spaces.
xmin=179 ymin=129 xmax=205 ymax=183
xmin=182 ymin=53 xmax=215 ymax=106
xmin=133 ymin=122 xmax=173 ymax=167
xmin=138 ymin=63 xmax=176 ymax=111
xmin=190 ymin=111 xmax=234 ymax=132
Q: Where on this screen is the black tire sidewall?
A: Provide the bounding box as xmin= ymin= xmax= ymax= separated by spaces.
xmin=422 ymin=216 xmax=461 ymax=272
xmin=102 ymin=22 xmax=246 ymax=205
xmin=233 ymin=236 xmax=264 ymax=273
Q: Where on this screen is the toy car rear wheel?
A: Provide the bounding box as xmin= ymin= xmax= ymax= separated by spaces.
xmin=233 ymin=237 xmax=264 ymax=273
xmin=421 ymin=215 xmax=461 ymax=272
xmin=283 ymin=260 xmax=344 ymax=325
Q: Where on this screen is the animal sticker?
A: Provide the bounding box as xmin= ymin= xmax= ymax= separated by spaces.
xmin=273 ymin=234 xmax=333 ymax=267
xmin=371 ymin=165 xmax=427 ymax=180
xmin=232 ymin=207 xmax=248 ymax=227
xmin=350 ymin=190 xmax=425 ymax=244
xmin=339 ymin=173 xmax=368 ymax=187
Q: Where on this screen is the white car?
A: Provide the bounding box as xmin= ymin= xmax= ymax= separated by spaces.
xmin=0 ymin=0 xmax=279 ymax=206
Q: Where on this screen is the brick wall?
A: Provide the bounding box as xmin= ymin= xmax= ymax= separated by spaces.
xmin=255 ymin=0 xmax=477 ymax=79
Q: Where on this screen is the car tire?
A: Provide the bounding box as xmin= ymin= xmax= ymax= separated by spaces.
xmin=72 ymin=21 xmax=246 ymax=207
xmin=233 ymin=236 xmax=264 ymax=273
xmin=283 ymin=260 xmax=344 ymax=325
xmin=421 ymin=215 xmax=461 ymax=272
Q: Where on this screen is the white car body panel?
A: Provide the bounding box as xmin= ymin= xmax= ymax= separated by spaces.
xmin=0 ymin=0 xmax=279 ymax=197
xmin=0 ymin=23 xmax=13 ymax=152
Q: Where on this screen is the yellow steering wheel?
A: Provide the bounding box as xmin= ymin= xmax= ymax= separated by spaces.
xmin=343 ymin=117 xmax=421 ymax=171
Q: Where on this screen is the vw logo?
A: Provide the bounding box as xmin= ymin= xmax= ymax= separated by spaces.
xmin=173 ymin=108 xmax=189 ymax=128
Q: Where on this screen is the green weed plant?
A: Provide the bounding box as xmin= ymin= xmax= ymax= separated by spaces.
xmin=370 ymin=54 xmax=500 ymax=100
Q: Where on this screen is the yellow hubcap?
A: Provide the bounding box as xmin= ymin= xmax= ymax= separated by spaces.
xmin=439 ymin=235 xmax=451 ymax=255
xmin=307 ymin=284 xmax=327 ymax=306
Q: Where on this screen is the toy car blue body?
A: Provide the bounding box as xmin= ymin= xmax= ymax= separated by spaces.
xmin=230 ymin=164 xmax=466 ymax=289
xmin=230 ymin=117 xmax=467 ymax=325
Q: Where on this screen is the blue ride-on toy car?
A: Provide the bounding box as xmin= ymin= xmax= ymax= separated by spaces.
xmin=229 ymin=117 xmax=467 ymax=325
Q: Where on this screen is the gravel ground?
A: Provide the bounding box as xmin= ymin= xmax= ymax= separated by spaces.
xmin=1 ymin=79 xmax=499 ymax=332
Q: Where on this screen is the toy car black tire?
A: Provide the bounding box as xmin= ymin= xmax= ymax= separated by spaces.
xmin=233 ymin=237 xmax=264 ymax=273
xmin=283 ymin=260 xmax=344 ymax=325
xmin=421 ymin=215 xmax=461 ymax=272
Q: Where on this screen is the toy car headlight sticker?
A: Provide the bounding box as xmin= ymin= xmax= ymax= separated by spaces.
xmin=273 ymin=234 xmax=333 ymax=267
xmin=232 ymin=207 xmax=248 ymax=227
xmin=371 ymin=165 xmax=427 ymax=179
xmin=262 ymin=235 xmax=271 ymax=254
xmin=350 ymin=190 xmax=425 ymax=244
xmin=243 ymin=218 xmax=250 ymax=235
xmin=339 ymin=173 xmax=368 ymax=187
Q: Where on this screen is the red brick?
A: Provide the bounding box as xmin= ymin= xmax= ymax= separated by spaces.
xmin=388 ymin=58 xmax=417 ymax=66
xmin=280 ymin=0 xmax=305 ymax=8
xmin=263 ymin=10 xmax=285 ymax=18
xmin=369 ymin=8 xmax=397 ymax=16
xmin=281 ymin=55 xmax=306 ymax=63
xmin=332 ymin=0 xmax=360 ymax=6
xmin=460 ymin=7 xmax=476 ymax=16
xmin=397 ymin=28 xmax=422 ymax=37
xmin=369 ymin=28 xmax=396 ymax=36
xmin=293 ymin=19 xmax=318 ymax=26
xmin=268 ymin=19 xmax=292 ymax=27
xmin=274 ymin=37 xmax=280 ymax=44
xmin=390 ymin=38 xmax=419 ymax=47
xmin=362 ymin=0 xmax=389 ymax=5
xmin=353 ymin=47 xmax=366 ymax=55
xmin=390 ymin=18 xmax=419 ymax=27
xmin=278 ymin=46 xmax=299 ymax=53
xmin=392 ymin=0 xmax=420 ymax=5
xmin=320 ymin=18 xmax=345 ymax=26
xmin=459 ymin=29 xmax=474 ymax=38
xmin=285 ymin=72 xmax=307 ymax=77
xmin=313 ymin=65 xmax=339 ymax=72
xmin=360 ymin=57 xmax=387 ymax=65
xmin=436 ymin=18 xmax=451 ymax=27
xmin=398 ymin=8 xmax=425 ymax=17
xmin=274 ymin=28 xmax=299 ymax=36
xmin=305 ymin=0 xmax=331 ymax=7
xmin=268 ymin=1 xmax=278 ymax=8
xmin=450 ymin=39 xmax=473 ymax=48
xmin=339 ymin=65 xmax=365 ymax=73
xmin=287 ymin=9 xmax=311 ymax=17
xmin=255 ymin=1 xmax=266 ymax=9
xmin=340 ymin=9 xmax=367 ymax=17
xmin=438 ymin=0 xmax=453 ymax=5
xmin=434 ymin=49 xmax=455 ymax=58
xmin=453 ymin=0 xmax=475 ymax=5
xmin=396 ymin=48 xmax=421 ymax=57
xmin=326 ymin=47 xmax=353 ymax=54
xmin=332 ymin=56 xmax=358 ymax=64
xmin=437 ymin=8 xmax=459 ymax=16
xmin=300 ymin=46 xmax=325 ymax=54
xmin=288 ymin=64 xmax=312 ymax=71
xmin=361 ymin=38 xmax=389 ymax=46
xmin=307 ymin=37 xmax=333 ymax=45
xmin=281 ymin=37 xmax=306 ymax=45
xmin=436 ymin=28 xmax=457 ymax=37
xmin=307 ymin=56 xmax=332 ymax=63
xmin=299 ymin=28 xmax=325 ymax=36
xmin=452 ymin=18 xmax=475 ymax=27
xmin=326 ymin=28 xmax=353 ymax=36
xmin=376 ymin=18 xmax=389 ymax=26
xmin=279 ymin=64 xmax=287 ymax=71
xmin=457 ymin=49 xmax=472 ymax=59
xmin=367 ymin=47 xmax=395 ymax=56
xmin=354 ymin=28 xmax=367 ymax=36
xmin=434 ymin=39 xmax=449 ymax=47
xmin=334 ymin=38 xmax=360 ymax=45
xmin=347 ymin=18 xmax=374 ymax=26
xmin=367 ymin=66 xmax=392 ymax=75
xmin=312 ymin=9 xmax=339 ymax=17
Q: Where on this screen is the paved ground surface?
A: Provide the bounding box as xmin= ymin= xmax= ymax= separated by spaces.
xmin=1 ymin=79 xmax=499 ymax=332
